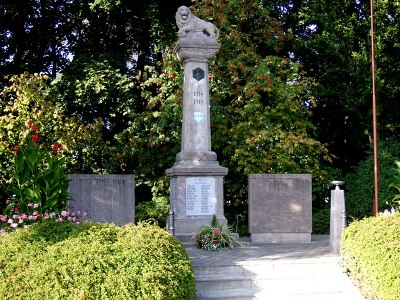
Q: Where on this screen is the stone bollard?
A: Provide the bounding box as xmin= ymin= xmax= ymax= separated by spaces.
xmin=330 ymin=181 xmax=347 ymax=255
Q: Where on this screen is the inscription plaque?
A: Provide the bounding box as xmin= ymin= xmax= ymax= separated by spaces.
xmin=186 ymin=177 xmax=216 ymax=215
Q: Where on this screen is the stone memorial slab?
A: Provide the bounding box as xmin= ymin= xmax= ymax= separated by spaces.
xmin=68 ymin=174 xmax=135 ymax=225
xmin=249 ymin=174 xmax=312 ymax=243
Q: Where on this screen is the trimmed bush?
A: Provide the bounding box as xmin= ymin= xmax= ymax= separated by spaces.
xmin=341 ymin=213 xmax=400 ymax=300
xmin=0 ymin=221 xmax=195 ymax=300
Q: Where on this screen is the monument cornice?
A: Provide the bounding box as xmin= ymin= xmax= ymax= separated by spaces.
xmin=174 ymin=38 xmax=221 ymax=62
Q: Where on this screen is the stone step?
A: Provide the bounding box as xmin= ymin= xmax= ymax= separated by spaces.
xmin=196 ymin=289 xmax=258 ymax=300
xmin=196 ymin=274 xmax=255 ymax=291
xmin=193 ymin=259 xmax=356 ymax=300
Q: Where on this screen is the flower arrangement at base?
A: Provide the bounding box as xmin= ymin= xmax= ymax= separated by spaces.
xmin=194 ymin=215 xmax=241 ymax=251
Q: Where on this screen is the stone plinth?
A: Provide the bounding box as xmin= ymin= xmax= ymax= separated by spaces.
xmin=248 ymin=174 xmax=312 ymax=243
xmin=68 ymin=174 xmax=135 ymax=225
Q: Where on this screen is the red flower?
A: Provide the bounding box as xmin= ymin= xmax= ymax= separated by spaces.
xmin=13 ymin=145 xmax=20 ymax=152
xmin=32 ymin=133 xmax=39 ymax=145
xmin=27 ymin=120 xmax=33 ymax=127
xmin=31 ymin=125 xmax=39 ymax=131
xmin=52 ymin=143 xmax=59 ymax=153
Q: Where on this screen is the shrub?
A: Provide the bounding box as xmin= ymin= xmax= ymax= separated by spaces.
xmin=341 ymin=213 xmax=400 ymax=300
xmin=312 ymin=207 xmax=330 ymax=234
xmin=0 ymin=221 xmax=195 ymax=300
xmin=135 ymin=196 xmax=169 ymax=227
xmin=345 ymin=140 xmax=400 ymax=219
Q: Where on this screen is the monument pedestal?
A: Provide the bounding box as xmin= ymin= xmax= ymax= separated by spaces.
xmin=166 ymin=160 xmax=227 ymax=242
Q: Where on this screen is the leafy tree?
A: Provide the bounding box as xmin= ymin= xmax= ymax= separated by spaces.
xmin=0 ymin=0 xmax=85 ymax=81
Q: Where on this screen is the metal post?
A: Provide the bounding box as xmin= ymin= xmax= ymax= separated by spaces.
xmin=370 ymin=0 xmax=379 ymax=216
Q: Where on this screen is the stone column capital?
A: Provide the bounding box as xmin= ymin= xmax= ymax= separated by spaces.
xmin=174 ymin=38 xmax=221 ymax=63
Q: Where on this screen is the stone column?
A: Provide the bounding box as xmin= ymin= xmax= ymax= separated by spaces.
xmin=330 ymin=181 xmax=346 ymax=254
xmin=166 ymin=7 xmax=228 ymax=242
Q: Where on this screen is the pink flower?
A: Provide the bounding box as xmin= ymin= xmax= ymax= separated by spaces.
xmin=28 ymin=203 xmax=34 ymax=207
xmin=61 ymin=211 xmax=69 ymax=217
xmin=33 ymin=203 xmax=39 ymax=208
xmin=10 ymin=223 xmax=18 ymax=228
xmin=0 ymin=229 xmax=6 ymax=235
xmin=0 ymin=215 xmax=7 ymax=222
xmin=213 ymin=228 xmax=219 ymax=235
xmin=5 ymin=199 xmax=10 ymax=204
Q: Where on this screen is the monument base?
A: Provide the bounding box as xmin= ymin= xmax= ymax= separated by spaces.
xmin=166 ymin=159 xmax=228 ymax=241
xmin=251 ymin=232 xmax=311 ymax=244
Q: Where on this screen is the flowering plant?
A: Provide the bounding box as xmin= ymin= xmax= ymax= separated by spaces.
xmin=6 ymin=120 xmax=69 ymax=214
xmin=0 ymin=200 xmax=83 ymax=235
xmin=194 ymin=215 xmax=240 ymax=251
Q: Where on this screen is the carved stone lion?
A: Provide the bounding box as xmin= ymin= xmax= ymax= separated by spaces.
xmin=175 ymin=6 xmax=219 ymax=39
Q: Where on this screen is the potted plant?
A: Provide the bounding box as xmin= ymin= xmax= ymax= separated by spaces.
xmin=194 ymin=215 xmax=241 ymax=251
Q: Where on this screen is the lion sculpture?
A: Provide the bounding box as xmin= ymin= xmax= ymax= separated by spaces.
xmin=175 ymin=6 xmax=219 ymax=39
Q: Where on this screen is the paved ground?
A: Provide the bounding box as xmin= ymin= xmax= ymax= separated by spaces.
xmin=185 ymin=235 xmax=366 ymax=300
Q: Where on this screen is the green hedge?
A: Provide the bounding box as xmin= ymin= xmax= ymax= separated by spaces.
xmin=0 ymin=221 xmax=195 ymax=300
xmin=341 ymin=213 xmax=400 ymax=300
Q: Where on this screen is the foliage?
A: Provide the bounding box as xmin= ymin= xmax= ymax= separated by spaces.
xmin=135 ymin=196 xmax=169 ymax=227
xmin=0 ymin=203 xmax=83 ymax=234
xmin=389 ymin=161 xmax=400 ymax=211
xmin=341 ymin=213 xmax=400 ymax=300
xmin=0 ymin=73 xmax=97 ymax=196
xmin=312 ymin=207 xmax=330 ymax=234
xmin=0 ymin=221 xmax=195 ymax=300
xmin=345 ymin=140 xmax=400 ymax=219
xmin=5 ymin=122 xmax=69 ymax=214
xmin=194 ymin=215 xmax=241 ymax=251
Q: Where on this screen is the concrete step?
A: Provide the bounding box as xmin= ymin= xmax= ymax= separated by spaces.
xmin=196 ymin=274 xmax=255 ymax=291
xmin=197 ymin=289 xmax=258 ymax=300
xmin=193 ymin=259 xmax=361 ymax=300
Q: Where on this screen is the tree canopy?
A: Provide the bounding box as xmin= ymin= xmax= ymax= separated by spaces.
xmin=1 ymin=0 xmax=400 ymax=221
